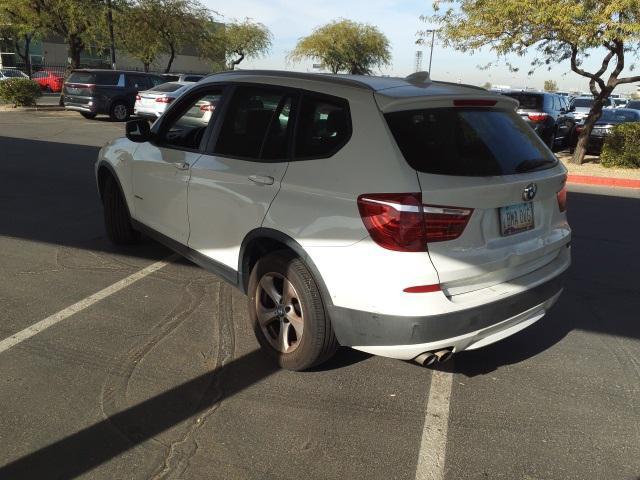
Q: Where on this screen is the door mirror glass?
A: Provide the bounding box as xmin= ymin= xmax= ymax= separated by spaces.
xmin=126 ymin=119 xmax=151 ymax=143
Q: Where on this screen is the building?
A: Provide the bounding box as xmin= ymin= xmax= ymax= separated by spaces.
xmin=0 ymin=33 xmax=217 ymax=74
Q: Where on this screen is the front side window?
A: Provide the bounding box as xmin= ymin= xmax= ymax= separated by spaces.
xmin=160 ymin=89 xmax=223 ymax=150
xmin=385 ymin=108 xmax=557 ymax=176
xmin=295 ymin=94 xmax=351 ymax=159
xmin=214 ymin=87 xmax=291 ymax=160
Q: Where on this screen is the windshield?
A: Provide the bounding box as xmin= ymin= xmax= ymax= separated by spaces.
xmin=150 ymin=82 xmax=184 ymax=93
xmin=385 ymin=108 xmax=557 ymax=176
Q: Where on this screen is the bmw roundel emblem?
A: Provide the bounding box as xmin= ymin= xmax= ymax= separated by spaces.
xmin=522 ymin=183 xmax=538 ymax=201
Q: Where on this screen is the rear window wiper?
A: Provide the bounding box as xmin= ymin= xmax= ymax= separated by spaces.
xmin=515 ymin=158 xmax=557 ymax=173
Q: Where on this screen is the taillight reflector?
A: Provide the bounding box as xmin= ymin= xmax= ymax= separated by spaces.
xmin=527 ymin=112 xmax=549 ymax=122
xmin=453 ymin=99 xmax=497 ymax=107
xmin=155 ymin=96 xmax=174 ymax=104
xmin=403 ymin=284 xmax=441 ymax=293
xmin=557 ymin=184 xmax=567 ymax=212
xmin=199 ymin=103 xmax=215 ymax=112
xmin=357 ymin=193 xmax=473 ymax=252
xmin=135 ymin=94 xmax=141 ymax=101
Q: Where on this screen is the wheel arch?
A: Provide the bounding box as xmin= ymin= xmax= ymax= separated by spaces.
xmin=96 ymin=160 xmax=134 ymax=220
xmin=239 ymin=229 xmax=333 ymax=308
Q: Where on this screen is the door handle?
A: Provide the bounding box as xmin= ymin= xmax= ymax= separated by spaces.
xmin=173 ymin=162 xmax=190 ymax=171
xmin=248 ymin=175 xmax=274 ymax=186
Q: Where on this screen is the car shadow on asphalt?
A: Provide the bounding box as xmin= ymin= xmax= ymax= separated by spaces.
xmin=0 ymin=349 xmax=278 ymax=479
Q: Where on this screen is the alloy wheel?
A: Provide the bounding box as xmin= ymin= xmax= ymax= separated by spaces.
xmin=255 ymin=272 xmax=304 ymax=353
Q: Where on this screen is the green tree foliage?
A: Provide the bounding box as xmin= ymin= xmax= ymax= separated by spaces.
xmin=127 ymin=0 xmax=212 ymax=73
xmin=425 ymin=0 xmax=640 ymax=164
xmin=0 ymin=78 xmax=42 ymax=106
xmin=544 ymin=79 xmax=558 ymax=92
xmin=0 ymin=4 xmax=43 ymax=76
xmin=206 ymin=19 xmax=272 ymax=70
xmin=113 ymin=4 xmax=165 ymax=72
xmin=289 ymin=19 xmax=391 ymax=75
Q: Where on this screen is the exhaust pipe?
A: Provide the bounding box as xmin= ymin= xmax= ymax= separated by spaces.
xmin=433 ymin=349 xmax=453 ymax=363
xmin=413 ymin=352 xmax=438 ymax=367
xmin=412 ymin=348 xmax=454 ymax=367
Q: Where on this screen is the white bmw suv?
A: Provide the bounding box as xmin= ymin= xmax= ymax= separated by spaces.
xmin=96 ymin=70 xmax=571 ymax=371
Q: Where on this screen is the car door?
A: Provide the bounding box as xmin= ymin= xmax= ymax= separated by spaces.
xmin=187 ymin=85 xmax=294 ymax=271
xmin=131 ymin=86 xmax=226 ymax=244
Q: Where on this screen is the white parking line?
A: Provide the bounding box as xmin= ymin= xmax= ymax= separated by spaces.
xmin=0 ymin=255 xmax=177 ymax=354
xmin=415 ymin=369 xmax=454 ymax=480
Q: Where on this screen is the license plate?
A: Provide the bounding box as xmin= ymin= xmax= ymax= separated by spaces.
xmin=500 ymin=202 xmax=534 ymax=236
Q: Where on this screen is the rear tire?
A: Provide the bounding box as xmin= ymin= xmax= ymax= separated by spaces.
xmin=109 ymin=101 xmax=130 ymax=121
xmin=103 ymin=174 xmax=139 ymax=245
xmin=81 ymin=112 xmax=96 ymax=119
xmin=248 ymin=251 xmax=338 ymax=371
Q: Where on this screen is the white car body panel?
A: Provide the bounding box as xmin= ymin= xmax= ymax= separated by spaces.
xmin=188 ymin=154 xmax=288 ymax=270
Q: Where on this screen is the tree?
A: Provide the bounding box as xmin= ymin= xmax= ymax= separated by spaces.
xmin=131 ymin=0 xmax=211 ymax=73
xmin=424 ymin=1 xmax=640 ymax=164
xmin=289 ymin=19 xmax=391 ymax=75
xmin=0 ymin=2 xmax=44 ymax=76
xmin=544 ymin=79 xmax=558 ymax=92
xmin=207 ymin=19 xmax=271 ymax=70
xmin=114 ymin=4 xmax=164 ymax=72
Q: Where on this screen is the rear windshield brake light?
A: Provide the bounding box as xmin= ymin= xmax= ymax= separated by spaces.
xmin=453 ymin=99 xmax=497 ymax=107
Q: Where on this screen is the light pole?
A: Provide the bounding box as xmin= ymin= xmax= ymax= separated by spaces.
xmin=425 ymin=29 xmax=438 ymax=74
xmin=106 ymin=0 xmax=116 ymax=69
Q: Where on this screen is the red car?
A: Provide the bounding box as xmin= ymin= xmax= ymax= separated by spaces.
xmin=32 ymin=70 xmax=64 ymax=92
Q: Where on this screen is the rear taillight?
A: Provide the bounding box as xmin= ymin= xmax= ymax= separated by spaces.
xmin=527 ymin=112 xmax=549 ymax=122
xmin=135 ymin=94 xmax=141 ymax=101
xmin=199 ymin=103 xmax=215 ymax=112
xmin=423 ymin=205 xmax=474 ymax=242
xmin=357 ymin=193 xmax=473 ymax=252
xmin=557 ymin=184 xmax=567 ymax=212
xmin=155 ymin=96 xmax=174 ymax=104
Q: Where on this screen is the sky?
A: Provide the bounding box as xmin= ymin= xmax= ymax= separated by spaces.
xmin=203 ymin=0 xmax=639 ymax=95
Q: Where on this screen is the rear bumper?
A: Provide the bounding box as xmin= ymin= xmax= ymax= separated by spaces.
xmin=328 ymin=268 xmax=567 ymax=360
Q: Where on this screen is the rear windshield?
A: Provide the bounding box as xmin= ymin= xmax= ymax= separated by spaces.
xmin=385 ymin=108 xmax=557 ymax=176
xmin=572 ymin=98 xmax=593 ymax=108
xmin=67 ymin=71 xmax=120 ymax=85
xmin=502 ymin=93 xmax=543 ymax=110
xmin=151 ymin=82 xmax=184 ymax=93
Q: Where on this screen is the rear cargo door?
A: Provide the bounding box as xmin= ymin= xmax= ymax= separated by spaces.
xmin=385 ymin=106 xmax=570 ymax=296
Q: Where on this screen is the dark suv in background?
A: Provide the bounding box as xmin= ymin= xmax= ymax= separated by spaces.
xmin=501 ymin=91 xmax=576 ymax=150
xmin=63 ymin=70 xmax=165 ymax=121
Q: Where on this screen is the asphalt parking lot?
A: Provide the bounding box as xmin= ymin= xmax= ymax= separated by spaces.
xmin=1 ymin=110 xmax=639 ymax=480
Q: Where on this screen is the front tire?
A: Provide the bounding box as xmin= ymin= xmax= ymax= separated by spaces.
xmin=102 ymin=175 xmax=139 ymax=245
xmin=248 ymin=251 xmax=338 ymax=371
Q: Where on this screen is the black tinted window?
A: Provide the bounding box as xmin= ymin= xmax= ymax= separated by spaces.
xmin=295 ymin=95 xmax=350 ymax=159
xmin=572 ymin=98 xmax=593 ymax=108
xmin=183 ymin=75 xmax=203 ymax=82
xmin=385 ymin=108 xmax=557 ymax=176
xmin=215 ymin=87 xmax=289 ymax=160
xmin=503 ymin=93 xmax=543 ymax=110
xmin=126 ymin=75 xmax=150 ymax=89
xmin=600 ymin=109 xmax=640 ymax=122
xmin=161 ymin=90 xmax=222 ymax=150
xmin=626 ymin=101 xmax=640 ymax=110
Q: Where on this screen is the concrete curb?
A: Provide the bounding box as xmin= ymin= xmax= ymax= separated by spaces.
xmin=0 ymin=105 xmax=65 ymax=112
xmin=567 ymin=174 xmax=640 ymax=189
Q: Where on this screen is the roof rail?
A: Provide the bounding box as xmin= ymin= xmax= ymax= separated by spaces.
xmin=203 ymin=69 xmax=375 ymax=91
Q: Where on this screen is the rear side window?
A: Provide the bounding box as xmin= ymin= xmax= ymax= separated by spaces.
xmin=215 ymin=87 xmax=292 ymax=160
xmin=385 ymin=108 xmax=557 ymax=177
xmin=503 ymin=93 xmax=543 ymax=110
xmin=294 ymin=94 xmax=351 ymax=159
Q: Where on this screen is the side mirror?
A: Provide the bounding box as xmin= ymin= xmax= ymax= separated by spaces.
xmin=126 ymin=119 xmax=151 ymax=143
xmin=570 ymin=105 xmax=576 ymax=112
